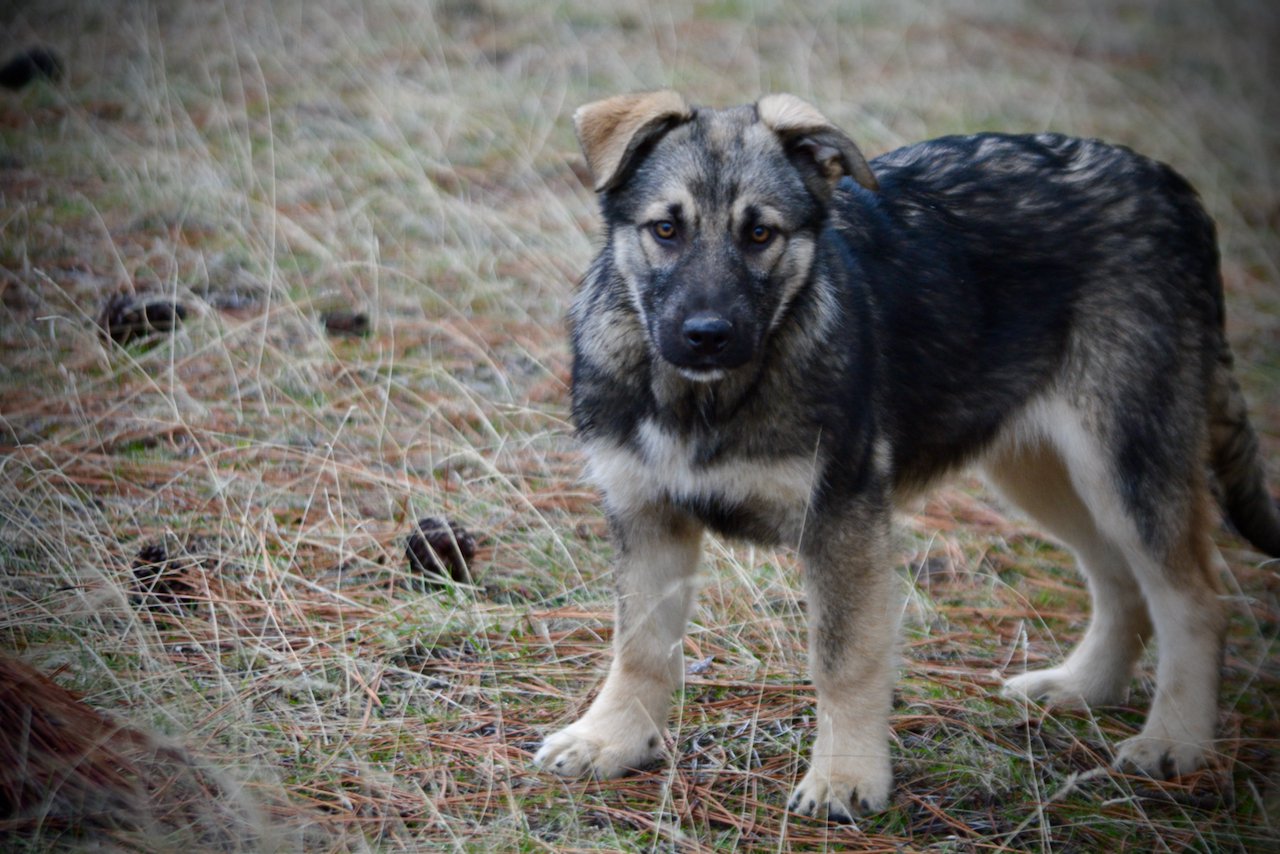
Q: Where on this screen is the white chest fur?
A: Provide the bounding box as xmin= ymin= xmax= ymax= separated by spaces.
xmin=584 ymin=419 xmax=820 ymax=541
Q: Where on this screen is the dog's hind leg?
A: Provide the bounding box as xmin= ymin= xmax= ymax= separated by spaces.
xmin=987 ymin=441 xmax=1153 ymax=707
xmin=997 ymin=398 xmax=1225 ymax=776
xmin=535 ymin=507 xmax=702 ymax=779
xmin=1106 ymin=487 xmax=1225 ymax=776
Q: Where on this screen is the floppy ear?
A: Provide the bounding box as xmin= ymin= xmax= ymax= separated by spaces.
xmin=573 ymin=91 xmax=693 ymax=193
xmin=757 ymin=93 xmax=878 ymax=195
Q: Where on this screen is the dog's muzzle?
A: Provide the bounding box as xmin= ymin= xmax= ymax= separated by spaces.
xmin=656 ymin=310 xmax=752 ymax=375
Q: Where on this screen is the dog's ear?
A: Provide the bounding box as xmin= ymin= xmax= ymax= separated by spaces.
xmin=574 ymin=91 xmax=693 ymax=193
xmin=757 ymin=93 xmax=878 ymax=195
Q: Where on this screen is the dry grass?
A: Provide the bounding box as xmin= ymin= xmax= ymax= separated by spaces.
xmin=1 ymin=0 xmax=1277 ymax=850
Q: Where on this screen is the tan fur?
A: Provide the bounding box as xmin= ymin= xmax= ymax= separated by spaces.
xmin=534 ymin=510 xmax=702 ymax=777
xmin=755 ymin=93 xmax=835 ymax=135
xmin=573 ymin=91 xmax=693 ymax=192
xmin=985 ymin=436 xmax=1152 ymax=706
xmin=989 ymin=395 xmax=1226 ymax=774
xmin=756 ymin=93 xmax=879 ymax=191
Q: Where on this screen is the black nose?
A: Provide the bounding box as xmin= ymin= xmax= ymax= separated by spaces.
xmin=682 ymin=313 xmax=733 ymax=357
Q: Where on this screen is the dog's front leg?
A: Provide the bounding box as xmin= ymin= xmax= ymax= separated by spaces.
xmin=789 ymin=501 xmax=896 ymax=821
xmin=535 ymin=506 xmax=702 ymax=779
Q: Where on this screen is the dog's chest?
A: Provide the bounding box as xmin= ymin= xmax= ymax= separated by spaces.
xmin=584 ymin=419 xmax=818 ymax=545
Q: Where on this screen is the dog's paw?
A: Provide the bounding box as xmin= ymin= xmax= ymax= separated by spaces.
xmin=787 ymin=759 xmax=891 ymax=823
xmin=1002 ymin=666 xmax=1127 ymax=709
xmin=1114 ymin=733 xmax=1209 ymax=779
xmin=534 ymin=719 xmax=664 ymax=779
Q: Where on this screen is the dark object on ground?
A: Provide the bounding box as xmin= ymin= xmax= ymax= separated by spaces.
xmin=406 ymin=516 xmax=477 ymax=583
xmin=0 ymin=653 xmax=146 ymax=819
xmin=99 ymin=293 xmax=188 ymax=344
xmin=131 ymin=539 xmax=201 ymax=606
xmin=321 ymin=309 xmax=370 ymax=337
xmin=0 ymin=654 xmax=265 ymax=845
xmin=0 ymin=47 xmax=65 ymax=90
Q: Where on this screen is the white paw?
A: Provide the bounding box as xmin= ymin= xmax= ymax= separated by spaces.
xmin=787 ymin=756 xmax=891 ymax=823
xmin=1002 ymin=665 xmax=1126 ymax=708
xmin=1114 ymin=733 xmax=1209 ymax=779
xmin=534 ymin=719 xmax=664 ymax=779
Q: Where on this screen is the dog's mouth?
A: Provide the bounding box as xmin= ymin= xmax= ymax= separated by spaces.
xmin=675 ymin=366 xmax=727 ymax=383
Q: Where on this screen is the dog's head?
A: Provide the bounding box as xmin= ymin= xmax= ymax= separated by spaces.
xmin=575 ymin=92 xmax=877 ymax=381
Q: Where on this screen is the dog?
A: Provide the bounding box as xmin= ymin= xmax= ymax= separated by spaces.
xmin=534 ymin=91 xmax=1280 ymax=822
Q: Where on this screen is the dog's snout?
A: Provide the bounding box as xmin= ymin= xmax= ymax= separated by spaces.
xmin=682 ymin=313 xmax=733 ymax=357
xmin=656 ymin=304 xmax=752 ymax=374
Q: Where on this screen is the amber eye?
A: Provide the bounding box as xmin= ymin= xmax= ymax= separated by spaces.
xmin=651 ymin=220 xmax=678 ymax=242
xmin=749 ymin=225 xmax=773 ymax=245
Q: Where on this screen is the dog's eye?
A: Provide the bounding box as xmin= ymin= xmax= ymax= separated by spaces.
xmin=748 ymin=225 xmax=774 ymax=246
xmin=651 ymin=221 xmax=678 ymax=242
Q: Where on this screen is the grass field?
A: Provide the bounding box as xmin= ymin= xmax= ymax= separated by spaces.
xmin=1 ymin=0 xmax=1277 ymax=850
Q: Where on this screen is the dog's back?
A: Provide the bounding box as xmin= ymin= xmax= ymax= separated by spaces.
xmin=832 ymin=134 xmax=1224 ymax=495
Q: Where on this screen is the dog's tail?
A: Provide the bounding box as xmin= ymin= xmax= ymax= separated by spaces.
xmin=1209 ymin=344 xmax=1280 ymax=557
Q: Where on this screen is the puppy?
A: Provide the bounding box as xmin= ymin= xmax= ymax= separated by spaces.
xmin=536 ymin=92 xmax=1280 ymax=821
